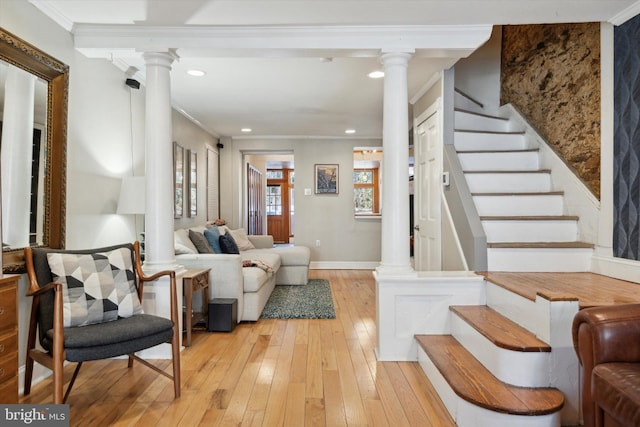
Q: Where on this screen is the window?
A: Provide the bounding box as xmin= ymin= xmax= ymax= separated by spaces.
xmin=266 ymin=185 xmax=282 ymax=215
xmin=354 ymin=168 xmax=379 ymax=214
xmin=354 ymin=148 xmax=382 ymax=215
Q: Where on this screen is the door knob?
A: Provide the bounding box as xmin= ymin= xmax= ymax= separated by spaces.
xmin=414 ymin=225 xmax=420 ymax=231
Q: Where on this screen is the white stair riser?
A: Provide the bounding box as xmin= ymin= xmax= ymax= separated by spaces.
xmin=455 ymin=111 xmax=512 ymax=132
xmin=482 ymin=220 xmax=578 ymax=243
xmin=417 ymin=347 xmax=561 ymax=427
xmin=454 ymin=92 xmax=485 ymax=115
xmin=465 ymin=173 xmax=551 ymax=193
xmin=473 ymin=195 xmax=564 ymax=216
xmin=459 ymin=152 xmax=540 ymax=171
xmin=450 ymin=314 xmax=550 ymax=387
xmin=487 ymin=247 xmax=593 ymax=272
xmin=454 ymin=132 xmax=527 ymax=151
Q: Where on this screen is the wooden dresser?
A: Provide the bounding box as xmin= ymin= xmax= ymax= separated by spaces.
xmin=0 ymin=275 xmax=18 ymax=403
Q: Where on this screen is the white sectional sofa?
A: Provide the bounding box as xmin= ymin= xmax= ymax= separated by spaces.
xmin=174 ymin=226 xmax=311 ymax=322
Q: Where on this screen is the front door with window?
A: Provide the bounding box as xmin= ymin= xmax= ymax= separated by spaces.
xmin=267 ymin=169 xmax=294 ymax=243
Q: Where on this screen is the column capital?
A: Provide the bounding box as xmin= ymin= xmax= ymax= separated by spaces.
xmin=380 ymin=51 xmax=414 ymax=66
xmin=142 ymin=50 xmax=178 ymax=69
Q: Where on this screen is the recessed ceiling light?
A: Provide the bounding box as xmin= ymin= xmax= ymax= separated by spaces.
xmin=241 ymin=128 xmax=252 ymax=133
xmin=345 ymin=129 xmax=356 ymax=134
xmin=368 ymin=70 xmax=384 ymax=79
xmin=186 ymin=69 xmax=206 ymax=77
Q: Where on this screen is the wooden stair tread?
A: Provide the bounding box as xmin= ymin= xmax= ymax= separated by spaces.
xmin=488 ymin=241 xmax=594 ymax=249
xmin=450 ymin=305 xmax=550 ymax=352
xmin=455 ymin=88 xmax=484 ymax=108
xmin=416 ymin=335 xmax=564 ymax=416
xmin=481 ymin=215 xmax=579 ymax=221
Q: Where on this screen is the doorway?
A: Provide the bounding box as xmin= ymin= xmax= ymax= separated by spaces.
xmin=266 ymin=168 xmax=294 ymax=243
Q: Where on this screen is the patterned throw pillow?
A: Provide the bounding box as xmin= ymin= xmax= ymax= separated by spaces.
xmin=46 ymin=247 xmax=143 ymax=327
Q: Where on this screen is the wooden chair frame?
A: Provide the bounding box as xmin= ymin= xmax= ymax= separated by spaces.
xmin=22 ymin=241 xmax=181 ymax=403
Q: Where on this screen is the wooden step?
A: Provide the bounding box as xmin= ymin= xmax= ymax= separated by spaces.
xmin=415 ymin=335 xmax=564 ymax=416
xmin=450 ymin=305 xmax=550 ymax=352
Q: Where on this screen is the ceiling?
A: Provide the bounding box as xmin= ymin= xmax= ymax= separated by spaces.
xmin=31 ymin=0 xmax=640 ymax=139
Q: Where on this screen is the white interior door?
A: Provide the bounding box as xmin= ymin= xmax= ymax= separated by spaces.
xmin=414 ymin=108 xmax=442 ymax=271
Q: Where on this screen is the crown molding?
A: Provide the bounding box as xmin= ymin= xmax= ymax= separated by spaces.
xmin=29 ymin=0 xmax=74 ymax=32
xmin=73 ymin=24 xmax=492 ymax=59
xmin=609 ymin=1 xmax=640 ymax=25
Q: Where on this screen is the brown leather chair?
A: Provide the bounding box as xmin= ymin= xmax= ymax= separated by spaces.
xmin=572 ymin=304 xmax=640 ymax=427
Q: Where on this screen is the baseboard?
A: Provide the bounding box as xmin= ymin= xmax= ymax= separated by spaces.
xmin=310 ymin=261 xmax=379 ymax=270
xmin=591 ymin=255 xmax=640 ymax=284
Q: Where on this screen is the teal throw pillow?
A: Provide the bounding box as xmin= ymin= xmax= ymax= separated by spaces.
xmin=204 ymin=227 xmax=223 ymax=253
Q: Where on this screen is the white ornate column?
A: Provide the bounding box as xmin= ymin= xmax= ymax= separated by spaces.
xmin=1 ymin=65 xmax=36 ymax=248
xmin=376 ymin=51 xmax=414 ymax=276
xmin=143 ymin=52 xmax=178 ymax=270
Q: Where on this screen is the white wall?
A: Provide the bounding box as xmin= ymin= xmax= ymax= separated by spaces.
xmin=221 ymin=137 xmax=382 ymax=267
xmin=452 ymin=26 xmax=502 ymax=113
xmin=1 ymin=0 xmax=218 ymax=390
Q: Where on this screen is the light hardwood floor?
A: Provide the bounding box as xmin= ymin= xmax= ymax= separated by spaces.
xmin=20 ymin=269 xmax=455 ymax=427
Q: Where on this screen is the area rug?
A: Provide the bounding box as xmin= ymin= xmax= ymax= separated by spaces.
xmin=260 ymin=279 xmax=336 ymax=319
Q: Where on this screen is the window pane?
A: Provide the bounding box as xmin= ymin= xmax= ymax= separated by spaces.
xmin=267 ymin=185 xmax=282 ymax=215
xmin=354 ymin=188 xmax=374 ymax=214
xmin=353 ymin=170 xmax=373 ymax=184
xmin=267 ymin=170 xmax=283 ymax=179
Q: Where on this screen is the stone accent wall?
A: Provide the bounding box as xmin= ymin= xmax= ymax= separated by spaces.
xmin=501 ymin=24 xmax=601 ymax=198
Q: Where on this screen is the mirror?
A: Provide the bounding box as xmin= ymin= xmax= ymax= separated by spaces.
xmin=0 ymin=27 xmax=68 ymax=273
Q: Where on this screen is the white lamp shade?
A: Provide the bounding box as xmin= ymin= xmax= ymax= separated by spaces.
xmin=117 ymin=176 xmax=146 ymax=214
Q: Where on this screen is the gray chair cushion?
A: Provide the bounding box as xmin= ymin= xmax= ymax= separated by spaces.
xmin=42 ymin=314 xmax=174 ymax=362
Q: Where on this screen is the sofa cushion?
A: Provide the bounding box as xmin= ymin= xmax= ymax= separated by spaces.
xmin=271 ymin=246 xmax=311 ymax=266
xmin=219 ymin=233 xmax=240 ymax=254
xmin=241 ymin=249 xmax=281 ymax=272
xmin=242 ymin=267 xmax=271 ymax=293
xmin=189 ymin=230 xmax=214 ymax=253
xmin=593 ymin=363 xmax=640 ymax=427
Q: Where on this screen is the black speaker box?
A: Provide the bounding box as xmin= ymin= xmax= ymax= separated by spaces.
xmin=208 ymin=298 xmax=237 ymax=332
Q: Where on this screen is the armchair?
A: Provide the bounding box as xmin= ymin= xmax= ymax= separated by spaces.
xmin=22 ymin=241 xmax=180 ymax=404
xmin=572 ymin=304 xmax=640 ymax=427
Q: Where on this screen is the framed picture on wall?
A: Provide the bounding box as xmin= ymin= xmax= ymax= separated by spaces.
xmin=188 ymin=150 xmax=197 ymax=217
xmin=315 ymin=164 xmax=339 ymax=194
xmin=174 ymin=142 xmax=184 ymax=218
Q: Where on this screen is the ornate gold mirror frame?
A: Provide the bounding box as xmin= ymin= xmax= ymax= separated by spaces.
xmin=0 ymin=27 xmax=68 ymax=272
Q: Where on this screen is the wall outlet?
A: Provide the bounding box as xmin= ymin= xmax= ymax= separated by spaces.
xmin=315 ymin=240 xmax=321 ymax=247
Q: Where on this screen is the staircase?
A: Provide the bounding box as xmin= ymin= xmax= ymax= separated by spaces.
xmin=453 ymin=90 xmax=594 ymax=272
xmin=412 ymin=90 xmax=592 ymax=426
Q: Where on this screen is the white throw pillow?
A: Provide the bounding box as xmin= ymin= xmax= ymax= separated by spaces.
xmin=229 ymin=228 xmax=255 ymax=251
xmin=174 ymin=229 xmax=198 ymax=254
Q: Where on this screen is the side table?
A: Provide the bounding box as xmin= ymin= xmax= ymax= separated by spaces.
xmin=182 ymin=268 xmax=210 ymax=347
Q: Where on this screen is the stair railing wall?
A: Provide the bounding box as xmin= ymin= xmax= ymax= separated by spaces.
xmin=443 ymin=145 xmax=488 ymax=271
